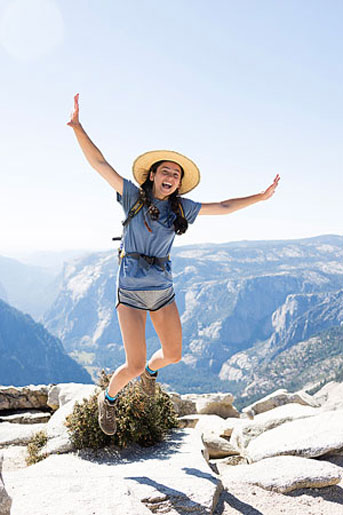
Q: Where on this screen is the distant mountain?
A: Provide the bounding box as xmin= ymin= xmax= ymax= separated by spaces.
xmin=237 ymin=325 xmax=343 ymax=403
xmin=0 ymin=299 xmax=92 ymax=387
xmin=0 ymin=250 xmax=93 ymax=321
xmin=0 ymin=280 xmax=8 ymax=303
xmin=219 ymin=289 xmax=343 ymax=390
xmin=0 ymin=255 xmax=60 ymax=321
xmin=10 ymin=249 xmax=94 ymax=273
xmin=42 ymin=234 xmax=343 ymax=398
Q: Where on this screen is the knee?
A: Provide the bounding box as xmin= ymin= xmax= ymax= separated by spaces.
xmin=168 ymin=352 xmax=182 ymax=364
xmin=125 ymin=362 xmax=146 ymax=378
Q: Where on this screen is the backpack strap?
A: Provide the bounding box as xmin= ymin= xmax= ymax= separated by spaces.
xmin=112 ymin=198 xmax=144 ymax=242
xmin=122 ymin=198 xmax=144 ymax=227
xmin=112 ymin=197 xmax=186 ymax=242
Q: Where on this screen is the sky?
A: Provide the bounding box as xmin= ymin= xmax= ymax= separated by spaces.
xmin=1 ymin=0 xmax=342 ymax=260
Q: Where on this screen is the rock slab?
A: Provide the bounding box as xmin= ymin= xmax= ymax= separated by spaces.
xmin=220 ymin=455 xmax=342 ymax=493
xmin=242 ymin=388 xmax=321 ymax=417
xmin=0 ymin=385 xmax=49 ymax=411
xmin=247 ymin=409 xmax=343 ymax=463
xmin=231 ymin=403 xmax=320 ymax=451
xmin=5 ymin=429 xmax=223 ymax=515
xmin=182 ymin=393 xmax=240 ymax=419
xmin=0 ymin=411 xmax=51 ymax=425
xmin=315 ymin=381 xmax=343 ymax=412
xmin=0 ymin=422 xmax=47 ymax=447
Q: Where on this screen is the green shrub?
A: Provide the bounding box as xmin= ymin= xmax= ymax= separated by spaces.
xmin=26 ymin=430 xmax=48 ymax=466
xmin=65 ymin=371 xmax=179 ymax=451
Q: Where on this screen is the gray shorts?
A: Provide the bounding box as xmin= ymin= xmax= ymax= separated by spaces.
xmin=116 ymin=286 xmax=175 ymax=311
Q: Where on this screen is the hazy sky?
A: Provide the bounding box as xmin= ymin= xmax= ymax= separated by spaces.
xmin=1 ymin=0 xmax=342 ymax=259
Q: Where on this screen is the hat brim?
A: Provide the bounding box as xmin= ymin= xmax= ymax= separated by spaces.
xmin=132 ymin=150 xmax=200 ymax=195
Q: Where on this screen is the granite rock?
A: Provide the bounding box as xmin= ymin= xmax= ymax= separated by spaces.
xmin=246 ymin=409 xmax=343 ymax=463
xmin=182 ymin=393 xmax=240 ymax=419
xmin=220 ymin=455 xmax=342 ymax=493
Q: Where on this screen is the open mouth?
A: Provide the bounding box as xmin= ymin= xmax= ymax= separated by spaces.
xmin=162 ymin=182 xmax=172 ymax=190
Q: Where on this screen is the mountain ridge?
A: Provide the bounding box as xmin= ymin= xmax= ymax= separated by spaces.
xmin=0 ymin=299 xmax=92 ymax=387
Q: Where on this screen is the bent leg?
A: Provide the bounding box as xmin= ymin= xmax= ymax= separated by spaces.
xmin=148 ymin=301 xmax=182 ymax=371
xmin=107 ymin=304 xmax=147 ymax=397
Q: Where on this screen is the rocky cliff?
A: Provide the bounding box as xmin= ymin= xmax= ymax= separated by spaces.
xmin=0 ymin=299 xmax=92 ymax=386
xmin=39 ymin=235 xmax=343 ymax=400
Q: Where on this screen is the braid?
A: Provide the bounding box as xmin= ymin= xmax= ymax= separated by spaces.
xmin=169 ymin=190 xmax=188 ymax=235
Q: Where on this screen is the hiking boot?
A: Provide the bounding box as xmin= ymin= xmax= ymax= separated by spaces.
xmin=140 ymin=368 xmax=158 ymax=397
xmin=97 ymin=390 xmax=117 ymax=436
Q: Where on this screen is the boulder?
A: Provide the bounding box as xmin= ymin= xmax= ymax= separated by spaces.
xmin=242 ymin=388 xmax=321 ymax=416
xmin=201 ymin=431 xmax=240 ymax=459
xmin=246 ymin=409 xmax=343 ymax=463
xmin=168 ymin=392 xmax=197 ymax=416
xmin=181 ymin=393 xmax=240 ymax=419
xmin=47 ymin=383 xmax=96 ymax=410
xmin=231 ymin=403 xmax=320 ymax=451
xmin=43 ymin=384 xmax=98 ymax=455
xmin=177 ymin=414 xmax=200 ymax=429
xmin=220 ymin=455 xmax=342 ymax=493
xmin=0 ymin=385 xmax=49 ymax=411
xmin=0 ymin=454 xmax=12 ymax=515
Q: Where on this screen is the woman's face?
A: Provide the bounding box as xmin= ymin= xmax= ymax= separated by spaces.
xmin=150 ymin=161 xmax=182 ymax=199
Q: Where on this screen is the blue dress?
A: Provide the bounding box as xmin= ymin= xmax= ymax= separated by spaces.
xmin=116 ymin=178 xmax=201 ymax=291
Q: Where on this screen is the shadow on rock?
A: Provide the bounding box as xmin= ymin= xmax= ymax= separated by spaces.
xmin=125 ymin=475 xmax=212 ymax=515
xmin=183 ymin=466 xmax=219 ymax=485
xmin=287 ymin=484 xmax=343 ymax=505
xmin=213 ymin=490 xmax=264 ymax=515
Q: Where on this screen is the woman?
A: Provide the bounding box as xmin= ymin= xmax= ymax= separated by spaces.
xmin=67 ymin=93 xmax=280 ymax=436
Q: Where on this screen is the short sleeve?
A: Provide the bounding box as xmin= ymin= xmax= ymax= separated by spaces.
xmin=116 ymin=178 xmax=140 ymax=216
xmin=180 ymin=197 xmax=202 ymax=224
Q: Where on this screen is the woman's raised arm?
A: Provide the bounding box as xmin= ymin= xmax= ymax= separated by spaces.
xmin=198 ymin=174 xmax=280 ymax=215
xmin=67 ymin=93 xmax=123 ymax=195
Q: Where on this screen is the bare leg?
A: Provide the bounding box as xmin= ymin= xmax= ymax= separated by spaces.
xmin=148 ymin=301 xmax=182 ymax=371
xmin=107 ymin=304 xmax=147 ymax=397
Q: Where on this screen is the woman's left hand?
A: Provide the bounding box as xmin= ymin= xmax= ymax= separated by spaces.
xmin=260 ymin=174 xmax=280 ymax=201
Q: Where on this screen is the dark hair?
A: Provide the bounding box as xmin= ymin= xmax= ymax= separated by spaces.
xmin=138 ymin=160 xmax=188 ymax=235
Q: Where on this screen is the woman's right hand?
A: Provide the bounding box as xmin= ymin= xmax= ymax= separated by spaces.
xmin=67 ymin=93 xmax=82 ymax=129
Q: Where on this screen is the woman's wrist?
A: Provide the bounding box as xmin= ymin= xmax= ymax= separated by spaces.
xmin=72 ymin=123 xmax=84 ymax=132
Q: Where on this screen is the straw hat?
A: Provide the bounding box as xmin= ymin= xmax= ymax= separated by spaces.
xmin=132 ymin=150 xmax=200 ymax=195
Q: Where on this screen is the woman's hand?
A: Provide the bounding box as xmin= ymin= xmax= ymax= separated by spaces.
xmin=67 ymin=93 xmax=81 ymax=129
xmin=259 ymin=174 xmax=280 ymax=201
